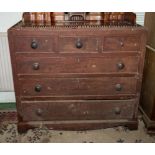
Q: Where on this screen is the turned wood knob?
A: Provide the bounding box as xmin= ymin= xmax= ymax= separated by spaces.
xmin=115 ymin=84 xmax=122 ymax=91
xmin=120 ymin=41 xmax=124 ymax=47
xmin=115 ymin=107 xmax=121 ymax=115
xmin=32 ymin=62 xmax=40 ymax=70
xmin=35 ymin=84 xmax=42 ymax=92
xmin=31 ymin=40 xmax=38 ymax=49
xmin=36 ymin=108 xmax=43 ymax=116
xmin=117 ymin=62 xmax=125 ymax=70
xmin=76 ymin=39 xmax=83 ymax=49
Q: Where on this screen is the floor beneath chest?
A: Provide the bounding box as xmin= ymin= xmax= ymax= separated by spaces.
xmin=0 ymin=111 xmax=155 ymax=143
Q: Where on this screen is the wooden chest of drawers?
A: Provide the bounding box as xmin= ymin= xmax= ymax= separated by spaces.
xmin=8 ymin=21 xmax=147 ymax=132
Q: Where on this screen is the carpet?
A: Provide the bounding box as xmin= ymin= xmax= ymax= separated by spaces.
xmin=0 ymin=115 xmax=155 ymax=143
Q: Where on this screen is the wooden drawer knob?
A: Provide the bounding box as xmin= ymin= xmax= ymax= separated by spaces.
xmin=117 ymin=62 xmax=125 ymax=70
xmin=120 ymin=42 xmax=124 ymax=47
xmin=35 ymin=84 xmax=42 ymax=92
xmin=114 ymin=107 xmax=121 ymax=115
xmin=36 ymin=108 xmax=43 ymax=116
xmin=115 ymin=84 xmax=122 ymax=91
xmin=76 ymin=39 xmax=83 ymax=49
xmin=31 ymin=40 xmax=38 ymax=49
xmin=33 ymin=62 xmax=40 ymax=70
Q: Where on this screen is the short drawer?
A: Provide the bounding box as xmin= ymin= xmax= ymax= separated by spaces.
xmin=103 ymin=36 xmax=140 ymax=51
xmin=14 ymin=36 xmax=55 ymax=52
xmin=20 ymin=99 xmax=136 ymax=121
xmin=16 ymin=55 xmax=139 ymax=74
xmin=58 ymin=36 xmax=99 ymax=53
xmin=20 ymin=77 xmax=137 ymax=97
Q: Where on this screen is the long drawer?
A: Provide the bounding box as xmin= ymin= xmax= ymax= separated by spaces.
xmin=20 ymin=99 xmax=136 ymax=121
xmin=16 ymin=55 xmax=139 ymax=75
xmin=20 ymin=77 xmax=137 ymax=97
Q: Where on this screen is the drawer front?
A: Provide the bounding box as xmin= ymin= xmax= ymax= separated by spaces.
xmin=59 ymin=36 xmax=99 ymax=53
xmin=16 ymin=55 xmax=139 ymax=74
xmin=14 ymin=36 xmax=55 ymax=52
xmin=103 ymin=36 xmax=140 ymax=51
xmin=20 ymin=77 xmax=137 ymax=97
xmin=20 ymin=99 xmax=136 ymax=121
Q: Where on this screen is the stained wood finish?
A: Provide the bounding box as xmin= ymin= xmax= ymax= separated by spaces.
xmin=8 ymin=19 xmax=147 ymax=132
xmin=140 ymin=13 xmax=155 ymax=134
xmin=20 ymin=100 xmax=136 ymax=121
xmin=22 ymin=12 xmax=137 ymax=26
xmin=17 ymin=120 xmax=138 ymax=133
xmin=19 ymin=77 xmax=137 ymax=97
xmin=59 ymin=36 xmax=99 ymax=53
xmin=16 ymin=55 xmax=139 ymax=74
xmin=140 ymin=47 xmax=155 ymax=133
xmin=103 ymin=36 xmax=140 ymax=51
xmin=14 ymin=35 xmax=140 ymax=53
xmin=14 ymin=36 xmax=55 ymax=52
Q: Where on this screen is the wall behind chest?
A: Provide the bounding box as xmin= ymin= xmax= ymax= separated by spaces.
xmin=0 ymin=12 xmax=23 ymax=32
